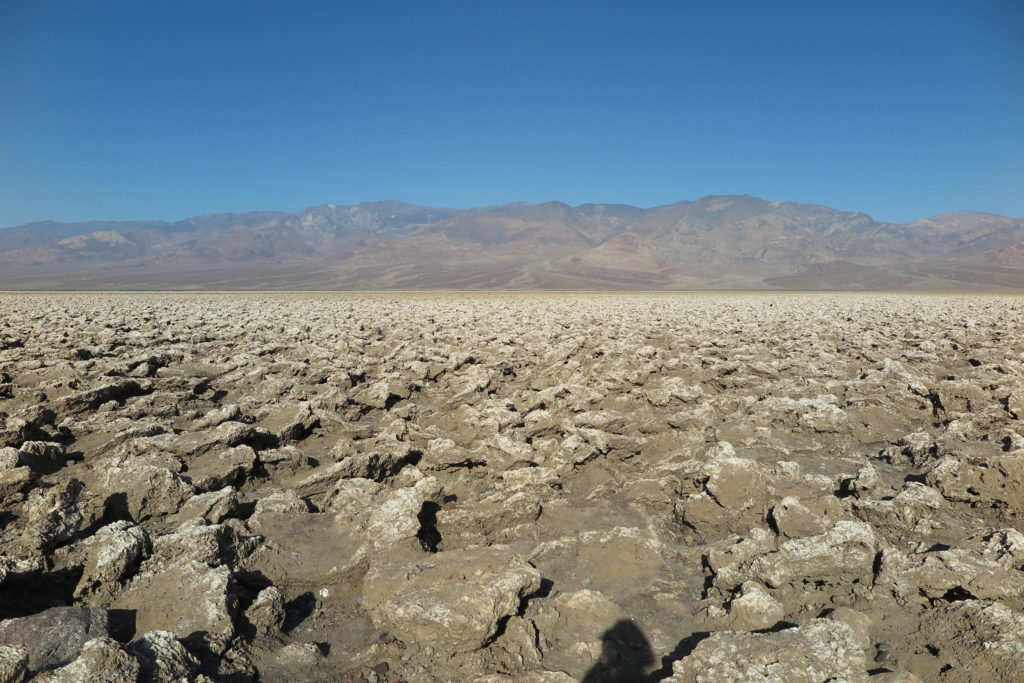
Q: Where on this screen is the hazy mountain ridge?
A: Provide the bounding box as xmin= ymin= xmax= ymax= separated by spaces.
xmin=2 ymin=196 xmax=1023 ymax=290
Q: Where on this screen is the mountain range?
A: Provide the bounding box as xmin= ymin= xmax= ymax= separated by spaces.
xmin=2 ymin=195 xmax=1024 ymax=290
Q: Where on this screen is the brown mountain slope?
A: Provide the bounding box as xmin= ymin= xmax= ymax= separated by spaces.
xmin=1 ymin=196 xmax=1022 ymax=290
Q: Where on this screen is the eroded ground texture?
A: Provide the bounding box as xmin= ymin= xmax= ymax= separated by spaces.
xmin=1 ymin=292 xmax=1023 ymax=682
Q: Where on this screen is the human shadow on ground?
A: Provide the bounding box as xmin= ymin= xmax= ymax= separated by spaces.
xmin=581 ymin=619 xmax=714 ymax=682
xmin=580 ymin=619 xmax=654 ymax=682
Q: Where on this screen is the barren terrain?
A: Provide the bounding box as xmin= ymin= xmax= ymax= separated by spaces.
xmin=3 ymin=197 xmax=1024 ymax=291
xmin=1 ymin=292 xmax=1024 ymax=682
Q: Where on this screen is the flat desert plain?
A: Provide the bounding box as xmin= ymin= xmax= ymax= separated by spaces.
xmin=1 ymin=292 xmax=1024 ymax=682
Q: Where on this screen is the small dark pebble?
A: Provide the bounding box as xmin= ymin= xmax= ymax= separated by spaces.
xmin=381 ymin=633 xmax=396 ymax=644
xmin=372 ymin=662 xmax=389 ymax=674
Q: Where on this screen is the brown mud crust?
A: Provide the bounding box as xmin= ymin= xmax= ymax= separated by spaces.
xmin=0 ymin=292 xmax=1023 ymax=682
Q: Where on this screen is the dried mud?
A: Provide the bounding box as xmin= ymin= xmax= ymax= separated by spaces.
xmin=1 ymin=292 xmax=1023 ymax=682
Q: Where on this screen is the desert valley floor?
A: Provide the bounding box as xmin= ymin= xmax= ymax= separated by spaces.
xmin=1 ymin=292 xmax=1024 ymax=682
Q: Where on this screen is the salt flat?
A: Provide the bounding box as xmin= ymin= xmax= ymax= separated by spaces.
xmin=1 ymin=292 xmax=1023 ymax=681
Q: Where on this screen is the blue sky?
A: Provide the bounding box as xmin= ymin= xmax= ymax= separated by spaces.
xmin=1 ymin=0 xmax=1021 ymax=227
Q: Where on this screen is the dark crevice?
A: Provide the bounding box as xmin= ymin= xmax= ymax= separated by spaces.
xmin=101 ymin=492 xmax=132 ymax=525
xmin=939 ymin=586 xmax=975 ymax=603
xmin=751 ymin=620 xmax=799 ymax=634
xmin=871 ymin=550 xmax=884 ymax=584
xmin=108 ymin=608 xmax=137 ymax=642
xmin=416 ymin=501 xmax=442 ymax=553
xmin=0 ymin=565 xmax=84 ymax=619
xmin=282 ymin=592 xmax=316 ymax=633
xmin=646 ymin=630 xmax=712 ymax=682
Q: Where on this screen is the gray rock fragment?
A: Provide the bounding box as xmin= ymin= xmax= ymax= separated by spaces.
xmin=245 ymin=586 xmax=286 ymax=635
xmin=0 ymin=646 xmax=27 ymax=683
xmin=22 ymin=479 xmax=94 ymax=551
xmin=34 ymin=637 xmax=140 ymax=683
xmin=0 ymin=607 xmax=110 ymax=671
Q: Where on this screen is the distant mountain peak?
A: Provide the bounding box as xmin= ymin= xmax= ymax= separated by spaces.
xmin=1 ymin=197 xmax=1022 ymax=290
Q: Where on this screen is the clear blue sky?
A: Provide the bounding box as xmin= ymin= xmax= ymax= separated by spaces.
xmin=1 ymin=0 xmax=1021 ymax=227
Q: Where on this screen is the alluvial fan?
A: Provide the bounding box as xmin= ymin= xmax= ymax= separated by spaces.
xmin=0 ymin=292 xmax=1023 ymax=682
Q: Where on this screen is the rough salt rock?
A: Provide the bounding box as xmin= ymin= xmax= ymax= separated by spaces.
xmin=852 ymin=482 xmax=947 ymax=536
xmin=127 ymin=630 xmax=201 ymax=682
xmin=926 ymin=454 xmax=1024 ymax=514
xmin=1009 ymin=390 xmax=1024 ymax=420
xmin=934 ymin=379 xmax=991 ymax=415
xmin=869 ymin=673 xmax=924 ymax=683
xmin=75 ymin=521 xmax=151 ymax=603
xmin=148 ymin=524 xmax=240 ymax=569
xmin=273 ymin=642 xmax=325 ymax=668
xmin=818 ymin=607 xmax=873 ymax=650
xmin=478 ymin=673 xmax=575 ymax=683
xmin=176 ymin=486 xmax=239 ymax=525
xmin=21 ymin=478 xmax=94 ymax=551
xmin=903 ymin=600 xmax=1024 ymax=680
xmin=898 ymin=432 xmax=936 ymax=466
xmin=422 ymin=437 xmax=478 ymax=470
xmin=185 ymin=445 xmax=257 ymax=492
xmin=0 ymin=449 xmax=19 ymax=472
xmin=322 ymin=474 xmax=442 ymax=554
xmin=882 ymin=529 xmax=1024 ymax=606
xmin=528 ymin=526 xmax=670 ymax=599
xmin=34 ymin=637 xmax=140 ymax=683
xmin=765 ymin=461 xmax=835 ymax=500
xmin=667 ymin=618 xmax=868 ymax=682
xmin=0 ymin=468 xmax=33 ymax=506
xmin=0 ymin=607 xmax=109 ymax=671
xmin=245 ymin=586 xmax=286 ymax=635
xmin=352 ymin=381 xmax=396 ymax=409
xmin=13 ymin=441 xmax=65 ymax=473
xmin=0 ymin=417 xmax=29 ymax=450
xmin=768 ymin=495 xmax=836 ymax=539
xmin=0 ymin=645 xmax=28 ymax=683
xmin=499 ymin=467 xmax=561 ymax=490
xmin=322 ymin=478 xmax=384 ymax=518
xmin=270 ymin=401 xmax=319 ymax=443
xmin=257 ymin=445 xmax=315 ymax=474
xmin=705 ymin=528 xmax=776 ymax=584
xmin=56 ymin=380 xmax=145 ymax=414
xmin=362 ymin=544 xmax=542 ymax=655
xmin=797 ymin=397 xmax=849 ymax=433
xmin=114 ymin=560 xmax=238 ymax=653
xmin=749 ymin=521 xmax=876 ymax=589
xmin=712 ymin=521 xmax=876 ymax=592
xmin=437 ymin=490 xmax=542 ymax=549
xmin=99 ymin=461 xmax=193 ymax=521
xmin=728 ymin=581 xmax=784 ymax=630
xmin=530 ymin=590 xmax=627 ymax=677
xmin=365 ymin=476 xmax=443 ymax=551
xmin=677 ymin=458 xmax=768 ymax=539
xmin=124 ymin=422 xmax=264 ymax=460
xmin=844 ymin=464 xmax=879 ymax=497
xmin=193 ymin=404 xmax=242 ymax=430
xmin=253 ymin=489 xmax=310 ymax=516
xmin=292 ymin=446 xmax=417 ymax=501
xmin=705 ymin=459 xmax=764 ymax=507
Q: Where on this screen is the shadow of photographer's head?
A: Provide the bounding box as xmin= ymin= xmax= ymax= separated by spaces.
xmin=581 ymin=619 xmax=654 ymax=683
